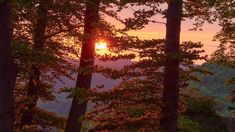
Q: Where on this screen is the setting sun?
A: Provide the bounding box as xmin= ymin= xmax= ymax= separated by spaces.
xmin=95 ymin=41 xmax=109 ymax=55
xmin=95 ymin=41 xmax=107 ymax=50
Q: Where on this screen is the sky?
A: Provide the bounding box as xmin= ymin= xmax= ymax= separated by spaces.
xmin=103 ymin=5 xmax=221 ymax=64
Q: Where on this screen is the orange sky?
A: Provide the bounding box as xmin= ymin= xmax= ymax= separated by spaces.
xmin=134 ymin=21 xmax=220 ymax=64
xmin=105 ymin=12 xmax=220 ymax=64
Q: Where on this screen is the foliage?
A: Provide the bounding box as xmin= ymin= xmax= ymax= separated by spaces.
xmin=210 ymin=0 xmax=235 ymax=89
xmin=81 ymin=38 xmax=208 ymax=131
xmin=181 ymin=89 xmax=227 ymax=132
xmin=15 ymin=107 xmax=66 ymax=132
xmin=213 ymin=0 xmax=235 ymax=46
xmin=63 ymin=87 xmax=88 ymax=104
xmin=11 ymin=0 xmax=82 ymax=130
xmin=178 ymin=116 xmax=201 ymax=132
xmin=210 ymin=0 xmax=235 ymax=111
xmin=9 ymin=0 xmax=235 ymax=131
xmin=88 ymin=79 xmax=163 ymax=131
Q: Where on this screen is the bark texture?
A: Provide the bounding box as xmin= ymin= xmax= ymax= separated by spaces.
xmin=20 ymin=0 xmax=48 ymax=128
xmin=161 ymin=0 xmax=183 ymax=132
xmin=65 ymin=0 xmax=100 ymax=131
xmin=0 ymin=0 xmax=17 ymax=131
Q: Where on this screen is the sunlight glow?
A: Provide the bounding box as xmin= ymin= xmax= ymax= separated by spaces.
xmin=95 ymin=41 xmax=109 ymax=55
xmin=95 ymin=42 xmax=107 ymax=50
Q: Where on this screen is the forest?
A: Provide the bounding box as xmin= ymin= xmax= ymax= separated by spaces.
xmin=0 ymin=0 xmax=234 ymax=132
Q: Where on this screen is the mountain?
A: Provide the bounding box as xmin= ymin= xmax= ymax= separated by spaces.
xmin=190 ymin=63 xmax=235 ymax=116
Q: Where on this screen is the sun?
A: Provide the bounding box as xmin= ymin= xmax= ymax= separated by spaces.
xmin=95 ymin=41 xmax=107 ymax=50
xmin=95 ymin=41 xmax=109 ymax=55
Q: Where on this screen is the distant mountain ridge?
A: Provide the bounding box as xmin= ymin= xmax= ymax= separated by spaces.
xmin=190 ymin=63 xmax=235 ymax=116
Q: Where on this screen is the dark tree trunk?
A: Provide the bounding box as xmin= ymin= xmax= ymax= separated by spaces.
xmin=65 ymin=0 xmax=100 ymax=131
xmin=0 ymin=0 xmax=17 ymax=131
xmin=161 ymin=0 xmax=182 ymax=132
xmin=20 ymin=0 xmax=48 ymax=128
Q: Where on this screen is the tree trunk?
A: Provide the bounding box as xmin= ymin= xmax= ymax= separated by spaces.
xmin=65 ymin=0 xmax=100 ymax=131
xmin=20 ymin=0 xmax=48 ymax=128
xmin=161 ymin=0 xmax=182 ymax=132
xmin=0 ymin=0 xmax=17 ymax=131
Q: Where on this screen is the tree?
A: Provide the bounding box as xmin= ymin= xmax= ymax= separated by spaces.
xmin=65 ymin=0 xmax=101 ymax=131
xmin=161 ymin=1 xmax=182 ymax=131
xmin=0 ymin=0 xmax=17 ymax=131
xmin=211 ymin=0 xmax=235 ymax=84
xmin=19 ymin=0 xmax=49 ymax=128
xmin=84 ymin=39 xmax=207 ymax=131
xmin=63 ymin=0 xmax=219 ymax=131
xmin=208 ymin=0 xmax=235 ymax=116
xmin=210 ymin=43 xmax=228 ymax=65
xmin=66 ymin=0 xmax=216 ymax=131
xmin=11 ymin=0 xmax=83 ymax=130
xmin=210 ymin=0 xmax=234 ymax=67
xmin=101 ymin=1 xmax=215 ymax=130
xmin=9 ymin=0 xmax=224 ymax=131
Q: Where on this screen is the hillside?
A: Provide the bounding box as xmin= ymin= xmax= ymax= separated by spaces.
xmin=190 ymin=63 xmax=235 ymax=116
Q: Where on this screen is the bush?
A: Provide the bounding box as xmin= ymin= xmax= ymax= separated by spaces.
xmin=181 ymin=89 xmax=227 ymax=132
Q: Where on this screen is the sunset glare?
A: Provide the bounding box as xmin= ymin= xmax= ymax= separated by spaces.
xmin=95 ymin=41 xmax=107 ymax=50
